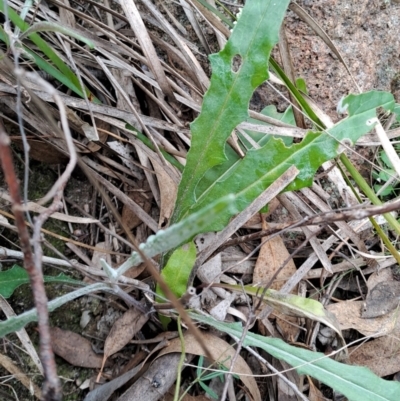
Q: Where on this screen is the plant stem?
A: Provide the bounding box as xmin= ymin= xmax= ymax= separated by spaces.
xmin=340 ymin=153 xmax=400 ymax=264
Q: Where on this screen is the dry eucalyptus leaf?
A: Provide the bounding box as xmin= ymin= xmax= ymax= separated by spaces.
xmin=121 ymin=182 xmax=152 ymax=230
xmin=308 ymin=377 xmax=329 ymax=401
xmin=327 ymin=300 xmax=397 ymax=337
xmin=100 ymin=307 xmax=149 ymax=372
xmin=349 ymin=333 xmax=400 ymax=377
xmin=158 ymin=332 xmax=261 ymax=401
xmin=253 ymin=218 xmax=297 ymax=291
xmin=50 ymin=327 xmax=105 ymax=368
xmin=152 ymin=160 xmax=178 ymax=227
xmin=253 ymin=216 xmax=299 ymax=340
xmin=13 ymin=138 xmax=68 ymax=164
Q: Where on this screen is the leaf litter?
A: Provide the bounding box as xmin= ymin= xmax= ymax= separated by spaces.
xmin=1 ymin=0 xmax=400 ymax=400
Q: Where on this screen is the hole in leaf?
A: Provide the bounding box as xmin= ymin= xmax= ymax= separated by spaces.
xmin=231 ymin=54 xmax=242 ymax=73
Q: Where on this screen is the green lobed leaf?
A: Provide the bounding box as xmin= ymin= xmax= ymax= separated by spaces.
xmin=242 ymin=105 xmax=295 ymax=147
xmin=171 ymin=0 xmax=291 ymax=225
xmin=340 ymin=91 xmax=394 ymax=115
xmin=190 ymin=312 xmax=400 ymax=401
xmin=157 ymin=242 xmax=196 ymax=299
xmin=0 ymin=265 xmax=85 ymax=298
xmin=393 ymin=103 xmax=400 ymax=121
xmin=190 ymin=91 xmax=395 ymax=231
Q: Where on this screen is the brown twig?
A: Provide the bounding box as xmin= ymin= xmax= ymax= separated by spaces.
xmin=221 ymin=198 xmax=400 ymax=249
xmin=0 ymin=67 xmax=80 ymax=400
xmin=0 ymin=118 xmax=61 ymax=401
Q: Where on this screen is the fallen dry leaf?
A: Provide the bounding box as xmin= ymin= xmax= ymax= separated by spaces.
xmin=152 ymin=159 xmax=178 ymax=227
xmin=327 ymin=268 xmax=400 ymax=337
xmin=13 ymin=138 xmax=68 ymax=164
xmin=50 ymin=327 xmax=105 ymax=368
xmin=253 ymin=216 xmax=297 ymax=291
xmin=121 ymin=181 xmax=152 ymax=230
xmin=362 ymin=268 xmax=400 ymax=318
xmin=253 ymin=215 xmax=299 ymax=340
xmin=158 ymin=332 xmax=261 ymax=401
xmin=349 ymin=332 xmax=400 ymax=377
xmin=308 ymin=377 xmax=329 ymax=401
xmin=100 ymin=307 xmax=149 ymax=375
xmin=327 ymin=300 xmax=398 ymax=337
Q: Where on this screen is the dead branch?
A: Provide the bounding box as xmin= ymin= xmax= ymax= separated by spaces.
xmin=0 ymin=118 xmax=61 ymax=401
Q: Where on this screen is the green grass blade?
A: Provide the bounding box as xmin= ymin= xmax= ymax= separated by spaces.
xmin=269 ymin=56 xmax=324 ymax=128
xmin=19 ymin=21 xmax=95 ymax=48
xmin=191 ymin=312 xmax=400 ymax=401
xmin=193 ymin=0 xmax=234 ymax=28
xmin=0 ymin=0 xmax=89 ymax=97
xmin=24 ymin=47 xmax=84 ymax=95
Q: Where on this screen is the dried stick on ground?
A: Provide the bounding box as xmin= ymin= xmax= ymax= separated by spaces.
xmin=0 ymin=118 xmax=61 ymax=401
xmin=0 ymin=69 xmax=79 ymax=400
